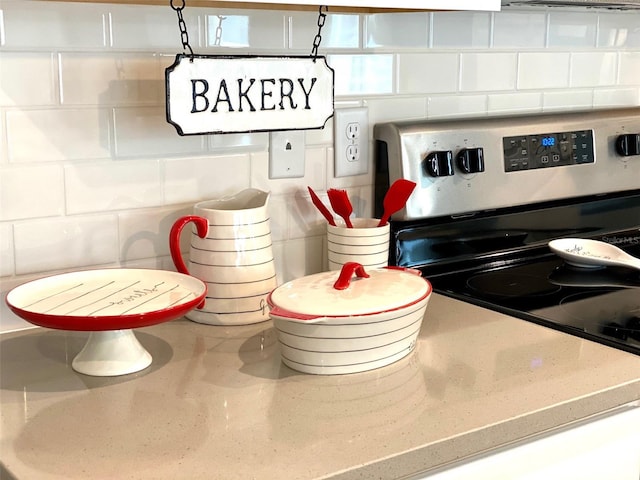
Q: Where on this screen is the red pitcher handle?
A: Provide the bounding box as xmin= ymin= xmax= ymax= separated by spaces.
xmin=169 ymin=215 xmax=209 ymax=275
xmin=333 ymin=262 xmax=370 ymax=290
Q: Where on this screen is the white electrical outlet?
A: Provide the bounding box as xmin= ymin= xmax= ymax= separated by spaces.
xmin=269 ymin=130 xmax=305 ymax=179
xmin=334 ymin=107 xmax=368 ymax=177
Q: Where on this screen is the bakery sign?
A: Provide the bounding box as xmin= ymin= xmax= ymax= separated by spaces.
xmin=165 ymin=55 xmax=335 ymax=135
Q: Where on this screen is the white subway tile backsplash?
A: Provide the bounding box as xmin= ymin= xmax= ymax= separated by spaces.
xmin=110 ymin=4 xmax=199 ymax=50
xmin=355 ymin=184 xmax=375 ymax=219
xmin=365 ymin=97 xmax=427 ymax=124
xmin=328 ymin=54 xmax=393 ymax=96
xmin=0 ymin=53 xmax=57 ymax=107
xmin=1 ymin=1 xmax=107 ymax=49
xmin=121 ymin=256 xmax=168 ymax=270
xmin=288 ymin=186 xmax=329 ymax=240
xmin=487 ymin=92 xmax=543 ymax=114
xmin=619 ymin=52 xmax=640 ymax=85
xmin=0 ymin=224 xmax=14 ymax=277
xmin=113 ymin=106 xmax=204 ymax=157
xmin=291 ymin=13 xmax=359 ymax=50
xmin=397 ymin=53 xmax=458 ymax=94
xmin=268 ymin=194 xmax=288 ymax=243
xmin=543 ymin=90 xmax=593 ymax=111
xmin=65 ymin=159 xmax=162 ymax=214
xmin=597 ymin=12 xmax=640 ymax=48
xmin=13 ymin=215 xmax=118 ymax=275
xmin=427 ymin=94 xmax=488 ymax=119
xmin=293 ymin=190 xmax=328 ymax=238
xmin=304 ymin=147 xmax=329 ymax=191
xmin=0 ymin=116 xmax=4 ymax=165
xmin=2 ymin=2 xmax=640 ymax=332
xmin=208 ymin=131 xmax=269 ymax=152
xmin=365 ymin=13 xmax=429 ymax=49
xmin=517 ymin=52 xmax=571 ymax=90
xmin=272 ymin=235 xmax=323 ymax=284
xmin=460 ymin=53 xmax=517 ymax=92
xmin=570 ymin=52 xmax=617 ymax=87
xmin=6 ymin=108 xmax=111 ymax=162
xmin=118 ymin=206 xmax=189 ymax=262
xmin=432 ymin=12 xmax=491 ymax=49
xmin=60 ymin=53 xmax=162 ymax=106
xmin=548 ymin=11 xmax=597 ymax=48
xmin=493 ymin=10 xmax=546 ymax=48
xmin=206 ymin=10 xmax=286 ymax=49
xmin=163 ymin=154 xmax=251 ymax=205
xmin=593 ymin=87 xmax=640 ymax=107
xmin=305 ymin=122 xmax=333 ymax=146
xmin=0 ymin=165 xmax=64 ymax=221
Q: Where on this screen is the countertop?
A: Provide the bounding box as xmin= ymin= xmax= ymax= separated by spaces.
xmin=1 ymin=293 xmax=639 ymax=479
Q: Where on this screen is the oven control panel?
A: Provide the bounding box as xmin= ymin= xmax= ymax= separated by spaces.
xmin=503 ymin=130 xmax=594 ymax=172
xmin=374 ymin=107 xmax=640 ymax=221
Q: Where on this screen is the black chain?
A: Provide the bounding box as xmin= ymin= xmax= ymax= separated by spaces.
xmin=170 ymin=0 xmax=194 ymax=60
xmin=311 ymin=6 xmax=329 ymax=62
xmin=214 ymin=15 xmax=226 ymax=46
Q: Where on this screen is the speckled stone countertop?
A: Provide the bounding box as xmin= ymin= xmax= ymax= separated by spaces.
xmin=1 ymin=294 xmax=639 ymax=479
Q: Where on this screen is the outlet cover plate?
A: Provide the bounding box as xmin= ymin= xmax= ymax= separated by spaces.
xmin=334 ymin=107 xmax=368 ymax=177
xmin=269 ymin=130 xmax=305 ymax=179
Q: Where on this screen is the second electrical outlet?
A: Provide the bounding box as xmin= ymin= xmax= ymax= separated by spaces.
xmin=334 ymin=107 xmax=368 ymax=177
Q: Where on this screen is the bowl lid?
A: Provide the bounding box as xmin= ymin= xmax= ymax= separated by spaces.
xmin=269 ymin=263 xmax=431 ymax=317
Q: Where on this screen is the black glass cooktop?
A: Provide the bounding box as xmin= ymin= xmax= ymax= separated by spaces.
xmin=390 ymin=192 xmax=640 ymax=356
xmin=429 ymin=254 xmax=640 ymax=355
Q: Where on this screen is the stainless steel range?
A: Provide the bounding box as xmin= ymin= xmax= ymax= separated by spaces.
xmin=374 ymin=108 xmax=640 ymax=355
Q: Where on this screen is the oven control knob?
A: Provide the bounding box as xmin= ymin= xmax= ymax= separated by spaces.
xmin=615 ymin=133 xmax=640 ymax=156
xmin=424 ymin=151 xmax=454 ymax=177
xmin=457 ymin=147 xmax=485 ymax=174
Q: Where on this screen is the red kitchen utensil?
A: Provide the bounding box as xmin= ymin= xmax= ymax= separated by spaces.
xmin=307 ymin=186 xmax=336 ymax=226
xmin=377 ymin=179 xmax=417 ymax=227
xmin=327 ymin=188 xmax=354 ymax=228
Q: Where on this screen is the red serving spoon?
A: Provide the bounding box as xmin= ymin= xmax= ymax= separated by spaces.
xmin=327 ymin=188 xmax=354 ymax=228
xmin=378 ymin=179 xmax=417 ymax=226
xmin=307 ymin=186 xmax=336 ymax=226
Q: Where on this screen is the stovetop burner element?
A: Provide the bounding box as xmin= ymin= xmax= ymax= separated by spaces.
xmin=467 ymin=272 xmax=562 ymax=298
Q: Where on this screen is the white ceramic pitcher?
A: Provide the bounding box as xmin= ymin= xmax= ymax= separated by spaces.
xmin=170 ymin=189 xmax=277 ymax=326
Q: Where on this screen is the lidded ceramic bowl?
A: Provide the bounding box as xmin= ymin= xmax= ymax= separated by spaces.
xmin=267 ymin=262 xmax=432 ymax=375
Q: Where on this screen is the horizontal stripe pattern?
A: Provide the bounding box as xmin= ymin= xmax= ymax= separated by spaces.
xmin=272 ymin=299 xmax=428 ymax=374
xmin=32 ymin=281 xmax=190 ymax=316
xmin=327 ymin=225 xmax=389 ymax=271
xmin=183 ymin=207 xmax=276 ymax=325
xmin=279 ymin=338 xmax=418 ymax=375
xmin=8 ymin=270 xmax=204 ymax=320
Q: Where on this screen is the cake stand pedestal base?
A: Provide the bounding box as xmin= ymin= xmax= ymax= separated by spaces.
xmin=72 ymin=329 xmax=152 ymax=377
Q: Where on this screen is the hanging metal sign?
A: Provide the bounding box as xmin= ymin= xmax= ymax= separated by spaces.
xmin=165 ymin=55 xmax=334 ymax=136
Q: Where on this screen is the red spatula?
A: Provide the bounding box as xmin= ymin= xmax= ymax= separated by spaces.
xmin=307 ymin=186 xmax=336 ymax=226
xmin=377 ymin=179 xmax=417 ymax=227
xmin=327 ymin=188 xmax=354 ymax=228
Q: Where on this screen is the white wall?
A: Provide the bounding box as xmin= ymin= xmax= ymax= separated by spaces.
xmin=1 ymin=0 xmax=639 ymax=331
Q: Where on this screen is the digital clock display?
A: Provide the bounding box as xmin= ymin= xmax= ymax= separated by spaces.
xmin=541 ymin=136 xmax=555 ymax=147
xmin=503 ymin=129 xmax=594 ymax=172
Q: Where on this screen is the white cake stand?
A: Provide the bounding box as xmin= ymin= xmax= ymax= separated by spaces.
xmin=6 ymin=268 xmax=207 ymax=377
